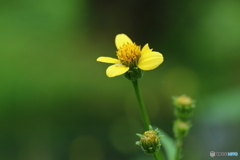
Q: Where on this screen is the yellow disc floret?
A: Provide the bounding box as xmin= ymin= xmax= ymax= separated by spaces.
xmin=139 ymin=130 xmax=160 ymax=154
xmin=116 ymin=42 xmax=141 ymax=67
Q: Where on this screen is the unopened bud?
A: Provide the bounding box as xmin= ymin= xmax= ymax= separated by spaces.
xmin=173 ymin=95 xmax=195 ymax=120
xmin=173 ymin=120 xmax=192 ymax=138
xmin=176 ymin=95 xmax=193 ymax=106
xmin=136 ymin=128 xmax=163 ymax=154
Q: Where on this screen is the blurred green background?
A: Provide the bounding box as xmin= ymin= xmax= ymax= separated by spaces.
xmin=1 ymin=0 xmax=240 ymax=160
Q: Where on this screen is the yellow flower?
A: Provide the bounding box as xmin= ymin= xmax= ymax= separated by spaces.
xmin=97 ymin=34 xmax=164 ymax=77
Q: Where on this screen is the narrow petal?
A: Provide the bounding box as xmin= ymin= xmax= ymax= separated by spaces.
xmin=106 ymin=64 xmax=129 ymax=77
xmin=115 ymin=34 xmax=133 ymax=49
xmin=138 ymin=52 xmax=163 ymax=70
xmin=141 ymin=43 xmax=152 ymax=55
xmin=97 ymin=57 xmax=120 ymax=64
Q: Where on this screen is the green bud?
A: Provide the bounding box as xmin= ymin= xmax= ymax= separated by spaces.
xmin=124 ymin=67 xmax=144 ymax=81
xmin=173 ymin=119 xmax=192 ymax=138
xmin=136 ymin=128 xmax=163 ymax=154
xmin=173 ymin=95 xmax=195 ymax=120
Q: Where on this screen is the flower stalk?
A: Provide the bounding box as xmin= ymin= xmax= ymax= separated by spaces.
xmin=174 ymin=138 xmax=183 ymax=160
xmin=132 ymin=80 xmax=150 ymax=130
xmin=172 ymin=95 xmax=195 ymax=160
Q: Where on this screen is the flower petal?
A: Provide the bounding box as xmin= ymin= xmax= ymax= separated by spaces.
xmin=115 ymin=34 xmax=133 ymax=49
xmin=106 ymin=64 xmax=129 ymax=77
xmin=97 ymin=57 xmax=120 ymax=64
xmin=141 ymin=43 xmax=152 ymax=55
xmin=138 ymin=52 xmax=163 ymax=70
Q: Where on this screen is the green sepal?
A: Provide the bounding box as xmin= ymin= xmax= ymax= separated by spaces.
xmin=124 ymin=67 xmax=144 ymax=81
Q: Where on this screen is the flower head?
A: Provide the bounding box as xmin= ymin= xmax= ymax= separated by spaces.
xmin=97 ymin=34 xmax=164 ymax=78
xmin=136 ymin=128 xmax=163 ymax=154
xmin=173 ymin=119 xmax=192 ymax=138
xmin=175 ymin=95 xmax=193 ymax=107
xmin=173 ymin=95 xmax=196 ymax=120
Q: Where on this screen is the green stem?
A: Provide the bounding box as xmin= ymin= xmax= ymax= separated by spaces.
xmin=174 ymin=138 xmax=182 ymax=160
xmin=131 ymin=80 xmax=165 ymax=160
xmin=153 ymin=152 xmax=165 ymax=160
xmin=132 ymin=80 xmax=150 ymax=130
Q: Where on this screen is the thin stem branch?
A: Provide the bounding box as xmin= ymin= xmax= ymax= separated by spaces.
xmin=174 ymin=138 xmax=183 ymax=160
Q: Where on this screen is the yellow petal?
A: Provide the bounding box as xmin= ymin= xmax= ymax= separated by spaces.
xmin=115 ymin=34 xmax=133 ymax=49
xmin=141 ymin=43 xmax=152 ymax=55
xmin=106 ymin=64 xmax=129 ymax=77
xmin=97 ymin=57 xmax=120 ymax=64
xmin=138 ymin=52 xmax=163 ymax=70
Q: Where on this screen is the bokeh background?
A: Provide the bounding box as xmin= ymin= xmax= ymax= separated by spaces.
xmin=1 ymin=0 xmax=240 ymax=160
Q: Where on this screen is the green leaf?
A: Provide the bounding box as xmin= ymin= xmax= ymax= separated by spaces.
xmin=159 ymin=129 xmax=176 ymax=160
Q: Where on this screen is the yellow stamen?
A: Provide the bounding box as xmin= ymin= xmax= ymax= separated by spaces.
xmin=116 ymin=42 xmax=141 ymax=67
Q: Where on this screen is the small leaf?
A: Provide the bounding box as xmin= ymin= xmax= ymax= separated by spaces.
xmin=136 ymin=133 xmax=143 ymax=138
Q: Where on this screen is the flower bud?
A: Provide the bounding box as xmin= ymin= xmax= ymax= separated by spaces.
xmin=173 ymin=119 xmax=192 ymax=138
xmin=136 ymin=128 xmax=163 ymax=154
xmin=173 ymin=95 xmax=195 ymax=120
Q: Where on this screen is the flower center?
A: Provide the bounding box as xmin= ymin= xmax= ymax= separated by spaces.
xmin=116 ymin=42 xmax=141 ymax=67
